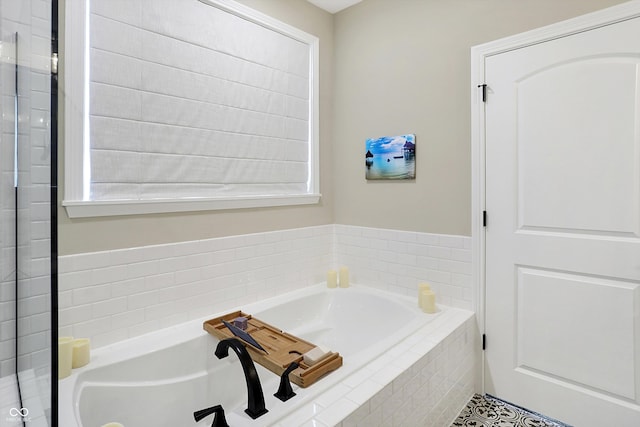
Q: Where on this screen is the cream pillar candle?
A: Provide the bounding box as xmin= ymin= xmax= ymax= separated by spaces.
xmin=100 ymin=423 xmax=124 ymax=427
xmin=338 ymin=267 xmax=349 ymax=288
xmin=58 ymin=337 xmax=74 ymax=379
xmin=327 ymin=270 xmax=338 ymax=288
xmin=418 ymin=283 xmax=431 ymax=307
xmin=420 ymin=290 xmax=437 ymax=314
xmin=72 ymin=338 xmax=91 ymax=368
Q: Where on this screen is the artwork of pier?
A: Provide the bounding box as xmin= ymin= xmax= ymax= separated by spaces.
xmin=365 ymin=134 xmax=416 ymax=180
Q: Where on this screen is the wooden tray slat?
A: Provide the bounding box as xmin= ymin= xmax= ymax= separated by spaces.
xmin=203 ymin=311 xmax=342 ymax=388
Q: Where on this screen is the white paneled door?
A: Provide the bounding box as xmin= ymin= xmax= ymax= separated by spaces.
xmin=484 ymin=13 xmax=640 ymax=427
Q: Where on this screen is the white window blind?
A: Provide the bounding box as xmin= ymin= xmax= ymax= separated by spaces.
xmin=63 ymin=0 xmax=320 ymax=217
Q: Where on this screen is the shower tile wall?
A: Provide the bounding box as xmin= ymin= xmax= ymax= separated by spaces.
xmin=0 ymin=0 xmax=52 ymax=379
xmin=58 ymin=225 xmax=472 ymax=350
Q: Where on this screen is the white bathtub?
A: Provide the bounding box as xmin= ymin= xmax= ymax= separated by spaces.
xmin=58 ymin=284 xmax=471 ymax=426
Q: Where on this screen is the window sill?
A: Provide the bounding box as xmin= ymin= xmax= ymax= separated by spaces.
xmin=63 ymin=194 xmax=322 ymax=218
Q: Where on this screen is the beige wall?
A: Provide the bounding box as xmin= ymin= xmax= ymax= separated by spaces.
xmin=59 ymin=0 xmax=628 ymax=255
xmin=58 ymin=0 xmax=335 ymax=255
xmin=332 ymin=0 xmax=627 ymax=237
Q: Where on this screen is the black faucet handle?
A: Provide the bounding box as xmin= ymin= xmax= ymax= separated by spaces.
xmin=193 ymin=404 xmax=229 ymax=427
xmin=274 ymin=361 xmax=299 ymax=402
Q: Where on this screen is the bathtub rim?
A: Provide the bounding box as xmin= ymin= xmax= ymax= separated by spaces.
xmin=64 ymin=283 xmax=430 ymax=374
xmin=58 ymin=283 xmax=449 ymax=427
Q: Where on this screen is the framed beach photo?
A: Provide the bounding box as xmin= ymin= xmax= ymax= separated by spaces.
xmin=365 ymin=134 xmax=416 ymax=180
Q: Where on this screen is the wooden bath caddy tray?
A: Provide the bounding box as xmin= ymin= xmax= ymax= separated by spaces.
xmin=203 ymin=311 xmax=342 ymax=388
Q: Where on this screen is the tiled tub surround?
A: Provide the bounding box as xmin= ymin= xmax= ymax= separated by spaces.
xmin=59 ymin=284 xmax=475 ymax=427
xmin=58 ymin=225 xmax=472 ymax=350
xmin=58 ymin=226 xmax=333 ymax=348
xmin=334 ymin=225 xmax=472 ymax=310
xmin=287 ymin=312 xmax=476 ymax=427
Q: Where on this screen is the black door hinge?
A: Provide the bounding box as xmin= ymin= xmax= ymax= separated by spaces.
xmin=478 ymin=84 xmax=487 ymax=102
xmin=482 ymin=334 xmax=486 ymax=350
xmin=482 ymin=211 xmax=487 ymax=227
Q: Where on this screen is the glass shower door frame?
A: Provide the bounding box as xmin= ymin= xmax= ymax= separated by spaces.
xmin=0 ymin=1 xmax=57 ymax=426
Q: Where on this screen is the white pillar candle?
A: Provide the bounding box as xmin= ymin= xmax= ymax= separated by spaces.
xmin=58 ymin=336 xmax=74 ymax=379
xmin=339 ymin=267 xmax=349 ymax=288
xmin=418 ymin=283 xmax=431 ymax=307
xmin=420 ymin=290 xmax=437 ymax=314
xmin=101 ymin=423 xmax=124 ymax=427
xmin=327 ymin=270 xmax=338 ymax=288
xmin=72 ymin=338 xmax=91 ymax=369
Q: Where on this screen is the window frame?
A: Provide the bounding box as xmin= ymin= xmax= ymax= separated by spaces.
xmin=63 ymin=0 xmax=320 ymax=218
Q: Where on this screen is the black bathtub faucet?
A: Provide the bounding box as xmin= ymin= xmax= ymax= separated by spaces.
xmin=215 ymin=337 xmax=268 ymax=419
xmin=193 ymin=404 xmax=229 ymax=427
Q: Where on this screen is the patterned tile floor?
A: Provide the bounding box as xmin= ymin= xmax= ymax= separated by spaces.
xmin=451 ymin=394 xmax=571 ymax=427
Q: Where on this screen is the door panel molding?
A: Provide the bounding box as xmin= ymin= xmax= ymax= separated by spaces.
xmin=516 ymin=265 xmax=637 ymax=399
